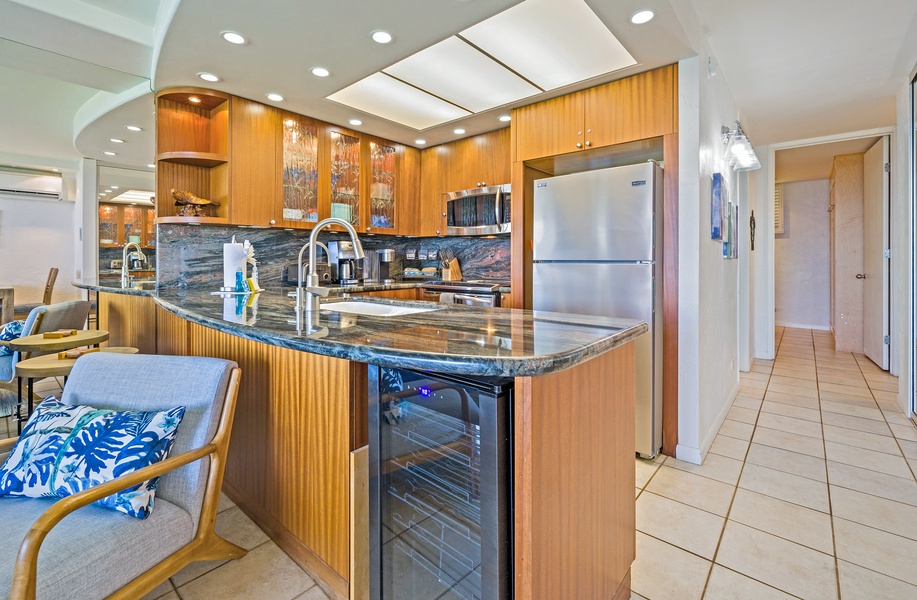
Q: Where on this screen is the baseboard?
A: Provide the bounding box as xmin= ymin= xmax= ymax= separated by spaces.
xmin=676 ymin=380 xmax=739 ymax=466
xmin=775 ymin=321 xmax=831 ymax=331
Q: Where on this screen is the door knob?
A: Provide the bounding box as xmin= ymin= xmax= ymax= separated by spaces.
xmin=856 ymin=273 xmax=867 ymax=279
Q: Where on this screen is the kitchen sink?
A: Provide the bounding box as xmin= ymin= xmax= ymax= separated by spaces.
xmin=321 ymin=301 xmax=438 ymax=317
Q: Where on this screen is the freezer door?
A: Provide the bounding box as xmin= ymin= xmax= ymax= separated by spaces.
xmin=533 ymin=162 xmax=660 ymax=262
xmin=533 ymin=262 xmax=662 ymax=458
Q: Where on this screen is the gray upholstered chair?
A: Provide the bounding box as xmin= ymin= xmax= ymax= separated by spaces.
xmin=0 ymin=300 xmax=91 ymax=385
xmin=0 ymin=353 xmax=244 ymax=600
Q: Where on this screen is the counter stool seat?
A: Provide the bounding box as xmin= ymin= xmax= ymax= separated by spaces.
xmin=13 ymin=346 xmax=139 ymax=428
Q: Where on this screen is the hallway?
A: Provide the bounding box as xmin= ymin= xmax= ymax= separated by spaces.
xmin=632 ymin=327 xmax=917 ymax=599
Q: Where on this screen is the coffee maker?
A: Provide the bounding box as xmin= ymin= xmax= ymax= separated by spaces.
xmin=328 ymin=240 xmax=363 ymax=284
xmin=363 ymin=249 xmax=395 ymax=284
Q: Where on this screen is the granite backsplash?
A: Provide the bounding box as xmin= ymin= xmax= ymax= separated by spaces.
xmin=156 ymin=224 xmax=510 ymax=288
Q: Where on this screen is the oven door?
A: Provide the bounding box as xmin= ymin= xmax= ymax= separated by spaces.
xmin=455 ymin=293 xmax=497 ymax=307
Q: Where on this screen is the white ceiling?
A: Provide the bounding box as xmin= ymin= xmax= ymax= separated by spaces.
xmin=776 ymin=137 xmax=883 ymax=184
xmin=1 ymin=0 xmax=916 ymax=183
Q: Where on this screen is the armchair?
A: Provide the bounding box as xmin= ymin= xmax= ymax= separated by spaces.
xmin=0 ymin=352 xmax=243 ymax=600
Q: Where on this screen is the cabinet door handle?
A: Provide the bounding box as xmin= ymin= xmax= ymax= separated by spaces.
xmin=366 ymin=227 xmax=371 ymax=232
xmin=585 ymin=141 xmax=591 ymax=147
xmin=442 ymin=212 xmax=447 ymax=217
xmin=856 ymin=273 xmax=867 ymax=279
xmin=435 ymin=230 xmax=441 ymax=235
xmin=576 ymin=142 xmax=582 ymax=149
xmin=269 ymin=219 xmax=276 ymax=225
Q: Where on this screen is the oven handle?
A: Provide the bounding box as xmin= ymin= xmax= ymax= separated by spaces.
xmin=454 ymin=293 xmax=496 ymax=307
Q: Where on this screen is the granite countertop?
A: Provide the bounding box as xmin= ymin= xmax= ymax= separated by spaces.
xmin=74 ymin=279 xmax=644 ymax=377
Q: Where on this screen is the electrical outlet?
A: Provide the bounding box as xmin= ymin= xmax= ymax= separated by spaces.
xmin=111 ymin=260 xmax=123 ymax=269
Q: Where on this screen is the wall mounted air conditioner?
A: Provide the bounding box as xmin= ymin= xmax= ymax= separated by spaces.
xmin=0 ymin=169 xmax=63 ymax=201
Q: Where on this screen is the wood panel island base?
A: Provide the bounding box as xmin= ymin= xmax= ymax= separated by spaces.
xmin=83 ymin=283 xmax=641 ymax=600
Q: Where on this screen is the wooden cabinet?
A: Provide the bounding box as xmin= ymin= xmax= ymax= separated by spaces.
xmin=99 ymin=204 xmax=156 ymax=248
xmin=155 ymin=88 xmax=229 ymax=223
xmin=228 ymin=96 xmax=280 ymax=227
xmin=417 ymin=128 xmax=511 ymax=237
xmin=513 ymin=65 xmax=677 ymax=161
xmin=279 ymin=112 xmax=323 ymax=228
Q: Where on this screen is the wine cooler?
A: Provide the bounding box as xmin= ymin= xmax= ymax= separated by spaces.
xmin=368 ymin=365 xmax=513 ymax=599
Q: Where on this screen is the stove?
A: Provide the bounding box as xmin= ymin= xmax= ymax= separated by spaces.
xmin=421 ymin=279 xmax=506 ymax=307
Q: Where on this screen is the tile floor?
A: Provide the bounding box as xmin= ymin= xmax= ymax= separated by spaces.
xmin=632 ymin=327 xmax=917 ymax=600
xmin=5 ymin=327 xmax=916 ymax=599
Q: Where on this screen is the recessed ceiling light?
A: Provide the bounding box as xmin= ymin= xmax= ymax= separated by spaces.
xmin=103 ymin=152 xmax=117 ymax=156
xmin=99 ymin=193 xmax=105 ymax=196
xmin=311 ymin=67 xmax=330 ymax=77
xmin=631 ymin=10 xmax=655 ymax=24
xmin=221 ymin=31 xmax=246 ymax=45
xmin=188 ymin=96 xmax=201 ymax=103
xmin=415 ymin=139 xmax=427 ymax=145
xmin=453 ymin=128 xmax=466 ymax=134
xmin=349 ymin=119 xmax=363 ymax=126
xmin=105 ymin=189 xmax=112 ymax=193
xmin=131 ymin=202 xmax=137 ymax=205
xmin=109 ymin=138 xmax=124 ymax=143
xmin=371 ymin=31 xmax=393 ymax=44
xmin=125 ymin=125 xmax=142 ymax=132
xmin=266 ymin=93 xmax=284 ymax=102
xmin=111 ymin=186 xmax=120 ymax=189
xmin=51 ymin=168 xmax=60 ymax=172
xmin=198 ymin=72 xmax=220 ymax=82
xmin=147 ymin=164 xmax=155 ymax=168
xmin=498 ymin=115 xmax=511 ymax=122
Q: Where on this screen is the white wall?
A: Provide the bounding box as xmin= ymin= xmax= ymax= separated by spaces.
xmin=774 ymin=180 xmax=831 ymax=329
xmin=677 ymin=54 xmax=741 ymax=464
xmin=0 ymin=195 xmax=80 ymax=305
xmin=893 ymin=83 xmax=913 ymax=412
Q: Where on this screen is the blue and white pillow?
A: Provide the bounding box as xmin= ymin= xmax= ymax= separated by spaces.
xmin=0 ymin=319 xmax=25 ymax=357
xmin=0 ymin=397 xmax=185 ymax=519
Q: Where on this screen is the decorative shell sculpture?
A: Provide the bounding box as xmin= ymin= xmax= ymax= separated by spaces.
xmin=172 ymin=188 xmax=220 ymax=217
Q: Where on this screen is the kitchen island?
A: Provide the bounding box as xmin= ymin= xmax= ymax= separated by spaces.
xmin=75 ymin=280 xmax=643 ymax=600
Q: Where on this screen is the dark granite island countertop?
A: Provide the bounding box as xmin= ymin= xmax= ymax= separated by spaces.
xmin=74 ymin=280 xmax=645 ymax=377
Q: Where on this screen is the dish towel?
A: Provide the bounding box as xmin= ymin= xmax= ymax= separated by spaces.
xmin=438 ymin=292 xmax=455 ymax=304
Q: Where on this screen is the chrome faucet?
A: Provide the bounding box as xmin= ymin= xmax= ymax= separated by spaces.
xmin=297 ymin=218 xmax=364 ymax=313
xmin=121 ymin=242 xmax=146 ymax=287
xmin=295 ymin=240 xmax=330 ymax=302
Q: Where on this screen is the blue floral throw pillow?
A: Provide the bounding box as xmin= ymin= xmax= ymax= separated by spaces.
xmin=0 ymin=397 xmax=186 ymax=519
xmin=0 ymin=319 xmax=25 ymax=357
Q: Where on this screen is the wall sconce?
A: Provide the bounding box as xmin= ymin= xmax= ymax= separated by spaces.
xmin=722 ymin=121 xmax=761 ymax=171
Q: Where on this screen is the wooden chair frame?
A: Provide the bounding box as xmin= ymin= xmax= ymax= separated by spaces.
xmin=2 ymin=367 xmax=243 ymax=600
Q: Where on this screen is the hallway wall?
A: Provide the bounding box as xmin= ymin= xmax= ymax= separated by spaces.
xmin=774 ymin=180 xmax=830 ymax=329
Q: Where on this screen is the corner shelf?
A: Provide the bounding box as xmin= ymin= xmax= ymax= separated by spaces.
xmin=157 ymin=152 xmax=228 ymax=168
xmin=156 ymin=216 xmax=229 ymax=225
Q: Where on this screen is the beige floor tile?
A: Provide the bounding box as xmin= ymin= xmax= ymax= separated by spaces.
xmin=737 ymin=386 xmax=766 ymax=400
xmin=665 ymin=453 xmax=743 ymax=486
xmin=745 ymin=443 xmax=827 ymax=482
xmin=820 ymin=400 xmax=884 ymax=421
xmin=877 ymin=399 xmax=904 ymax=413
xmin=732 ymin=395 xmax=762 ymax=410
xmin=709 ymin=434 xmax=750 ymax=459
xmin=739 ymin=377 xmax=768 ymax=390
xmin=818 ymin=391 xmax=878 ymax=408
xmin=738 ymin=463 xmax=829 ymax=512
xmin=752 ymin=427 xmax=825 ymax=459
xmin=149 ymin=593 xmax=178 ymax=600
xmin=872 ymin=389 xmax=899 ymax=403
xmin=890 ymin=422 xmax=917 ymax=442
xmin=636 ymin=491 xmax=725 ymax=559
xmin=726 ymin=405 xmax=758 ymax=425
xmin=834 ymin=517 xmax=917 ymax=586
xmin=818 ymin=356 xmax=860 ymax=369
xmin=767 ymin=382 xmax=819 ymax=399
xmin=717 ymin=419 xmax=754 ymax=441
xmin=703 ymin=565 xmax=796 ymax=600
xmin=816 ymin=365 xmax=865 ymax=379
xmin=140 ymin=580 xmax=175 ymax=600
xmin=728 ymin=488 xmax=834 ymax=554
xmin=715 ymin=521 xmax=836 ymax=600
xmin=863 ymin=371 xmax=898 ymax=383
xmin=218 ymin=491 xmax=237 ymax=512
xmin=898 ymin=438 xmax=917 ymax=459
xmin=771 ymin=368 xmax=816 ymax=381
xmin=883 ymin=411 xmax=913 ymax=427
xmin=820 ymin=411 xmax=892 ymax=436
xmin=740 ymin=371 xmax=770 ymax=382
xmin=824 ymin=440 xmax=912 ymax=479
xmin=827 ymin=460 xmax=917 ymax=506
xmin=823 ymin=424 xmax=901 ymax=455
xmin=830 ymin=485 xmax=917 ymax=541
xmin=636 ymin=457 xmax=661 ymax=489
xmin=760 ymin=400 xmax=821 ymax=423
xmin=768 ymin=374 xmax=817 ymax=390
xmin=756 ymin=412 xmax=823 ymax=439
xmin=815 ymin=373 xmax=868 ymax=388
xmin=762 ymin=390 xmax=820 ymax=410
xmin=292 ymin=585 xmax=329 ymax=600
xmin=644 ymin=465 xmax=736 ymax=517
xmin=837 ymin=560 xmax=917 ymax=600
xmin=750 ymin=363 xmax=773 ymax=374
xmin=177 ymin=542 xmax=315 ymax=600
xmin=631 ymin=532 xmax=710 ymax=600
xmin=867 ymin=380 xmax=899 ymax=393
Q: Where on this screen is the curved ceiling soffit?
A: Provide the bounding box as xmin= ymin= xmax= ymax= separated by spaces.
xmin=149 ymin=0 xmax=182 ymax=91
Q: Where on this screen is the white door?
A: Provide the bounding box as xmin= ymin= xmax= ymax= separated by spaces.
xmin=863 ymin=137 xmax=890 ymax=369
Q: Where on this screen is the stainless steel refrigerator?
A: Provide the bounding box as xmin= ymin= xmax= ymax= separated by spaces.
xmin=532 ymin=162 xmax=663 ymax=458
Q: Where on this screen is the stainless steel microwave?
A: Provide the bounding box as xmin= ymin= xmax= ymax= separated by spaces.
xmin=443 ymin=184 xmax=511 ymax=236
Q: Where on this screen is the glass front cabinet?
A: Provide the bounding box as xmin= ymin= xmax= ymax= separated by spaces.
xmin=99 ymin=204 xmax=156 ymax=248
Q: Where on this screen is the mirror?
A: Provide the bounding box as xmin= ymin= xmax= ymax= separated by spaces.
xmin=96 ymin=165 xmax=155 ymax=280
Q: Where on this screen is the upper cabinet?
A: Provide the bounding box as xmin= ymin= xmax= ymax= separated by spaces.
xmin=513 ymin=65 xmax=677 ymax=162
xmin=280 ymin=113 xmax=322 ymax=227
xmin=155 ymin=88 xmax=229 ymax=223
xmin=228 ymin=96 xmax=280 ymax=227
xmin=99 ymin=204 xmax=156 ymax=248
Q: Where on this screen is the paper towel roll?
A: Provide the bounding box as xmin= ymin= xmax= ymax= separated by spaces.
xmin=224 ymin=243 xmax=247 ymax=289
